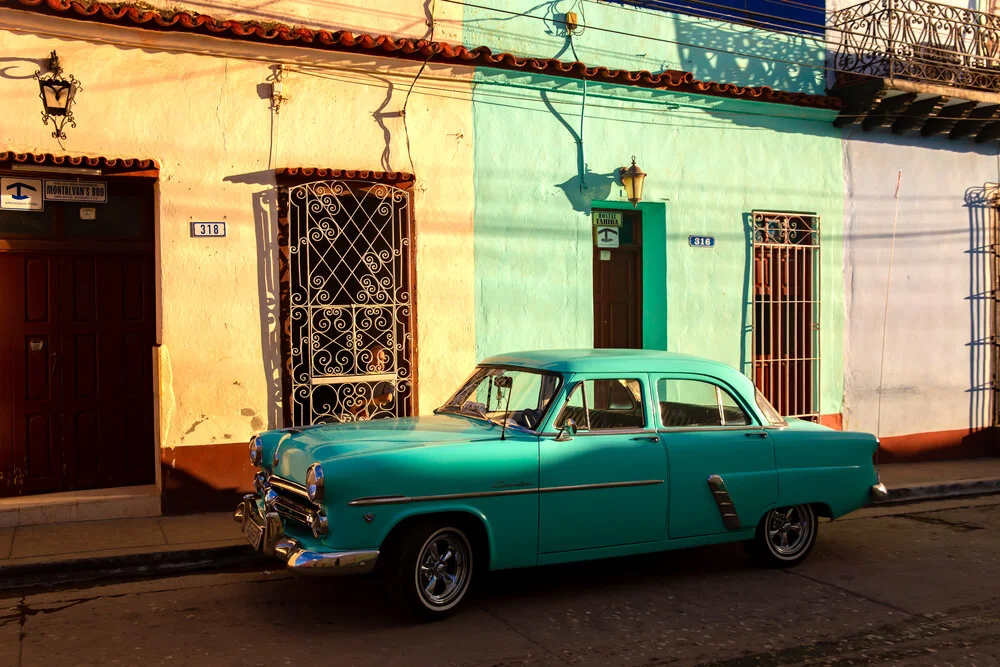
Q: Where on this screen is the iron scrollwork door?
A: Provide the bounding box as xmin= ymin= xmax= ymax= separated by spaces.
xmin=286 ymin=180 xmax=414 ymax=425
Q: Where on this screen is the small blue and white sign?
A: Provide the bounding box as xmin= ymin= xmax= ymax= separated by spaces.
xmin=1 ymin=178 xmax=43 ymax=211
xmin=688 ymin=235 xmax=715 ymax=248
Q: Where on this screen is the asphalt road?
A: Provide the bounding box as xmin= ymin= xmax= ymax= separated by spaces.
xmin=2 ymin=497 xmax=999 ymax=667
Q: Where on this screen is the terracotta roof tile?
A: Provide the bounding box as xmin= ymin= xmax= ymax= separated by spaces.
xmin=4 ymin=0 xmax=840 ymax=110
xmin=0 ymin=151 xmax=159 ymax=173
xmin=275 ymin=167 xmax=415 ymax=186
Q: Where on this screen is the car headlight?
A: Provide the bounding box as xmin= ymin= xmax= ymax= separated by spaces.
xmin=249 ymin=436 xmax=263 ymax=466
xmin=306 ymin=463 xmax=325 ymax=503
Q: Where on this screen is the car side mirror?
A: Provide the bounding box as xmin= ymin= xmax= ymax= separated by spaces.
xmin=555 ymin=418 xmax=578 ymax=442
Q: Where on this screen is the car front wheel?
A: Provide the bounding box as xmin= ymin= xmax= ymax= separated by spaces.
xmin=384 ymin=522 xmax=474 ymax=620
xmin=746 ymin=504 xmax=817 ymax=567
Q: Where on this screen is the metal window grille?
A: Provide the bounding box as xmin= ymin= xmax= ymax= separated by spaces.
xmin=283 ymin=180 xmax=414 ymax=425
xmin=751 ymin=211 xmax=821 ymax=421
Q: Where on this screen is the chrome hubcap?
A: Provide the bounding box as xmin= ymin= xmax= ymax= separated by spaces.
xmin=766 ymin=505 xmax=812 ymax=557
xmin=415 ymin=529 xmax=470 ymax=608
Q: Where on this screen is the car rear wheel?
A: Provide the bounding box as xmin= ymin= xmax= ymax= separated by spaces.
xmin=384 ymin=522 xmax=474 ymax=621
xmin=746 ymin=504 xmax=817 ymax=568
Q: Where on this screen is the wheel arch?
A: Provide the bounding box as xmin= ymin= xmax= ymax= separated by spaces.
xmin=377 ymin=506 xmax=493 ymax=571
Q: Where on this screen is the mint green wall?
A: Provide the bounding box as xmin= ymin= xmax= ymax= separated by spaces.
xmin=461 ymin=0 xmax=826 ymax=95
xmin=471 ymin=70 xmax=845 ymax=416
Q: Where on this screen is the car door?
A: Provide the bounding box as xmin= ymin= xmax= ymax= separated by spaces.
xmin=653 ymin=374 xmax=777 ymax=540
xmin=538 ymin=374 xmax=669 ymax=554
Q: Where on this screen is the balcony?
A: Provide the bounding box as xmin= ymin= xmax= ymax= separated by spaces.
xmin=830 ymin=0 xmax=1000 ymax=142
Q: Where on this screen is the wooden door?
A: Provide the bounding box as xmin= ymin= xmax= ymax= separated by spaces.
xmin=0 ymin=177 xmax=156 ymax=497
xmin=0 ymin=255 xmax=63 ymax=495
xmin=593 ymin=210 xmax=642 ymax=349
xmin=59 ymin=255 xmax=156 ymax=490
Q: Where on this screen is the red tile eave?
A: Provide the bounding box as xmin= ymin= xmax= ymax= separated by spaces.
xmin=0 ymin=151 xmax=160 ymax=174
xmin=3 ymin=0 xmax=842 ymax=111
xmin=275 ymin=167 xmax=415 ymax=187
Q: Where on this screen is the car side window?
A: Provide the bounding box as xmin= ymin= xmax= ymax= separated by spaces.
xmin=657 ymin=379 xmax=751 ymax=428
xmin=555 ymin=379 xmax=646 ymax=431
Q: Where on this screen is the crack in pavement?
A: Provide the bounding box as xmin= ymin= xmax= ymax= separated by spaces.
xmin=784 ymin=569 xmax=917 ymax=618
xmin=477 ymin=603 xmax=574 ymax=666
xmin=896 ymin=513 xmax=986 ymax=532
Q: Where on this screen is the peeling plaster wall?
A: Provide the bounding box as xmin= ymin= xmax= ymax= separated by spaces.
xmin=841 ymin=131 xmax=998 ymax=439
xmin=0 ymin=17 xmax=475 ymax=459
xmin=470 ymin=71 xmax=846 ymax=416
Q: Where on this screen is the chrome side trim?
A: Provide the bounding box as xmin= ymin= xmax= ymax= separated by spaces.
xmin=348 ymin=479 xmax=664 ymax=507
xmin=706 ymin=474 xmax=742 ymax=529
xmin=657 ymin=426 xmax=766 ymax=434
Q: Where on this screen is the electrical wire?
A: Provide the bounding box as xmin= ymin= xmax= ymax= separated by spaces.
xmin=448 ymin=0 xmax=1000 ymax=89
xmin=4 ymin=0 xmax=995 ymax=130
xmin=875 ymin=169 xmax=903 ymax=452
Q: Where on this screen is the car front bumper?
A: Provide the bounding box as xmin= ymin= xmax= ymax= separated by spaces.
xmin=233 ymin=494 xmax=378 ymax=575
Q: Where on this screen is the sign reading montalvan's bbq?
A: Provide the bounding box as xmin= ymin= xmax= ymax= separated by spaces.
xmin=44 ymin=180 xmax=108 ymax=203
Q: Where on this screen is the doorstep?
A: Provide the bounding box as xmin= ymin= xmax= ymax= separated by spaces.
xmin=0 ymin=484 xmax=161 ymax=528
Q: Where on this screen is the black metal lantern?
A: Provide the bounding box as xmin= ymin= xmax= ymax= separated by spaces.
xmin=619 ymin=156 xmax=647 ymax=208
xmin=34 ymin=51 xmax=81 ymax=141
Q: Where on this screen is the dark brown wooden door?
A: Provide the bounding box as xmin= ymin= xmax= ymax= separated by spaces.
xmin=0 ymin=255 xmax=63 ymax=495
xmin=0 ymin=177 xmax=156 ymax=498
xmin=0 ymin=253 xmax=155 ymax=496
xmin=593 ymin=210 xmax=643 ymax=349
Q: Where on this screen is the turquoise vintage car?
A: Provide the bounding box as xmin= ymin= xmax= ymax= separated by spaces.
xmin=236 ymin=350 xmax=887 ymax=619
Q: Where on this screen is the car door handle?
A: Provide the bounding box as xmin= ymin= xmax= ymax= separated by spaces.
xmin=630 ymin=435 xmax=660 ymax=442
xmin=745 ymin=432 xmax=768 ymax=439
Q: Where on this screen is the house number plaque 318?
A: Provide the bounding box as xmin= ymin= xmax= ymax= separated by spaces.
xmin=191 ymin=221 xmax=226 ymax=237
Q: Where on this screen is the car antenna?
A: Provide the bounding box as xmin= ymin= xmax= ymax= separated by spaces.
xmin=497 ymin=375 xmax=513 ymax=440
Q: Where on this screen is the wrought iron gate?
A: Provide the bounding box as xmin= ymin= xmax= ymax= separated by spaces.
xmin=751 ymin=211 xmax=821 ymax=421
xmin=285 ymin=180 xmax=414 ymax=425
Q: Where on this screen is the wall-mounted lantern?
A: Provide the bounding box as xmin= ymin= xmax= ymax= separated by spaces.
xmin=619 ymin=156 xmax=646 ymax=208
xmin=34 ymin=51 xmax=81 ymax=141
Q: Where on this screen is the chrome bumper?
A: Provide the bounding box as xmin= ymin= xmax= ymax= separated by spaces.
xmin=234 ymin=495 xmax=378 ymax=575
xmin=870 ymin=482 xmax=890 ymax=501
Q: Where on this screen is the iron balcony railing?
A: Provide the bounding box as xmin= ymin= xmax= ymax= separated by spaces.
xmin=833 ymin=0 xmax=1000 ymax=93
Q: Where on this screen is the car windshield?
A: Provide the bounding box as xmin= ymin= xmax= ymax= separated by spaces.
xmin=755 ymin=389 xmax=787 ymax=426
xmin=437 ymin=366 xmax=563 ymax=432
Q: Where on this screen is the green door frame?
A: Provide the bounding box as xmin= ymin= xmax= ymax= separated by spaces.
xmin=590 ymin=200 xmax=668 ymax=351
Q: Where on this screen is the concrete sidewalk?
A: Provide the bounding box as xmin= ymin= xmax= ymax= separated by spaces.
xmin=0 ymin=511 xmax=257 ymax=590
xmin=877 ymin=457 xmax=1000 ymax=504
xmin=1 ymin=457 xmax=998 ymax=590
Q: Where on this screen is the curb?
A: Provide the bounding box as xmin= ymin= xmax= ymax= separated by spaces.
xmin=0 ymin=544 xmax=264 ymax=592
xmin=873 ymin=478 xmax=1000 ymax=506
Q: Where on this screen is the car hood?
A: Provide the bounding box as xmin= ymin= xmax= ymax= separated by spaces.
xmin=270 ymin=413 xmax=503 ymax=477
xmin=782 ymin=417 xmax=833 ymax=431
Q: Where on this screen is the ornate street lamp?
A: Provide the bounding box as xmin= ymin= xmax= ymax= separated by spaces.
xmin=619 ymin=156 xmax=647 ymax=208
xmin=34 ymin=51 xmax=81 ymax=141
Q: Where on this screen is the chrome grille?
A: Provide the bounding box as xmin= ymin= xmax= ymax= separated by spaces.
xmin=266 ymin=474 xmax=316 ymax=528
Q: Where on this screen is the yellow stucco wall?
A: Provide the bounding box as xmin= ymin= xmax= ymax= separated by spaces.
xmin=0 ymin=12 xmax=476 ymax=454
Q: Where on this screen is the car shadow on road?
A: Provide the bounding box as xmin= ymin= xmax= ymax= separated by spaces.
xmin=244 ymin=542 xmax=752 ymax=629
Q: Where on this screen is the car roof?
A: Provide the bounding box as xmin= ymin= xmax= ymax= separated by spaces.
xmin=480 ymin=349 xmax=749 ymax=384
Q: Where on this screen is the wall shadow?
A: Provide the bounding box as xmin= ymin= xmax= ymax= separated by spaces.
xmin=963 ymin=186 xmax=998 ymax=434
xmin=740 ymin=212 xmax=754 ymax=376
xmin=224 ymin=170 xmax=283 ymax=432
